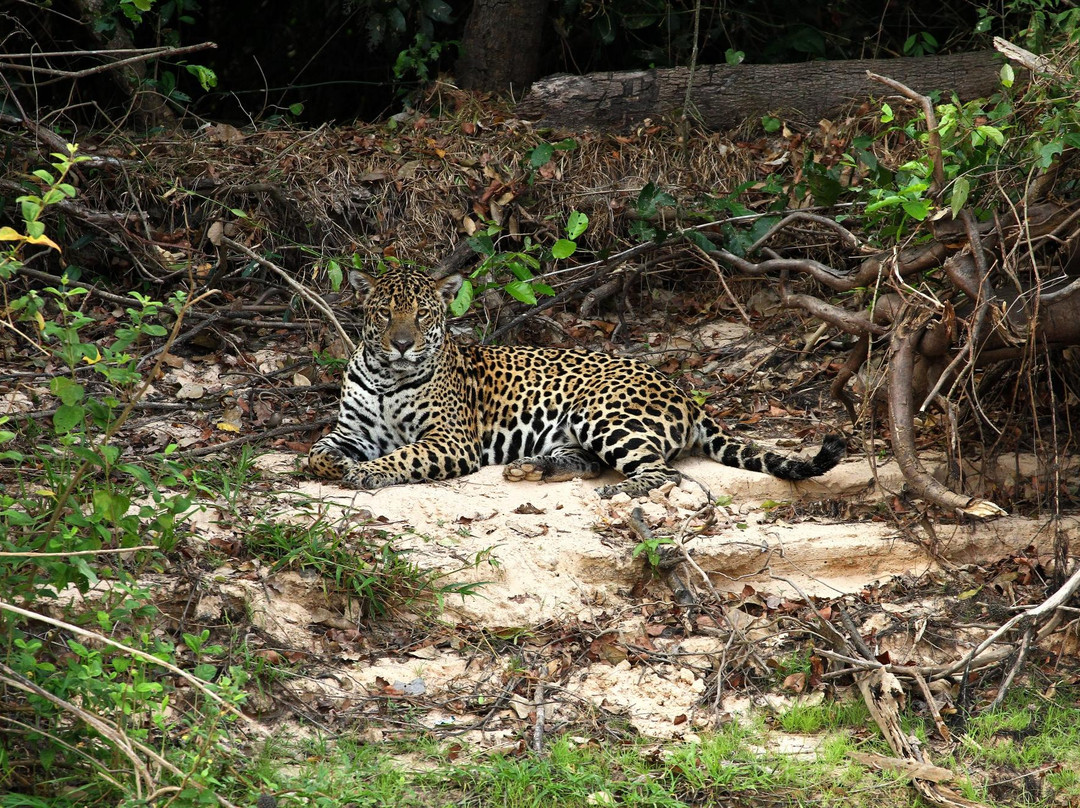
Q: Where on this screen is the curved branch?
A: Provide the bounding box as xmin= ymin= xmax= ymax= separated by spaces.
xmin=867 ymin=71 xmax=945 ymax=196
xmin=218 ymin=236 xmax=356 ymax=354
xmin=779 ymin=291 xmax=886 ymax=337
xmin=748 ymin=211 xmax=862 ymax=255
xmin=710 ymin=248 xmax=852 ymax=291
xmin=888 ymin=323 xmax=1006 ymax=518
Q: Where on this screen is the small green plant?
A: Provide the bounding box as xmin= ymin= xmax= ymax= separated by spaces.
xmin=393 ymin=32 xmax=457 ymax=84
xmin=525 ymin=137 xmax=578 ymax=183
xmin=1 ymin=144 xmax=249 ymax=805
xmin=449 ymin=211 xmax=589 ymax=317
xmin=902 ymin=31 xmax=939 ymax=57
xmin=631 ymin=531 xmax=674 ymax=568
xmin=245 ymin=516 xmax=490 ymax=616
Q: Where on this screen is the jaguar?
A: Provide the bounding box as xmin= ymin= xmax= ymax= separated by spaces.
xmin=307 ymin=265 xmax=844 ymax=498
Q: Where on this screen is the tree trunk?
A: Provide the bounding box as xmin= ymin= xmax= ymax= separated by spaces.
xmin=517 ymin=51 xmax=1010 ymax=131
xmin=455 ymin=0 xmax=549 ymax=95
xmin=75 ymin=0 xmax=176 ymax=130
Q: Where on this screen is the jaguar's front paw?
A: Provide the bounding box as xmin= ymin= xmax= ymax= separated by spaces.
xmin=307 ymin=448 xmax=347 ymax=480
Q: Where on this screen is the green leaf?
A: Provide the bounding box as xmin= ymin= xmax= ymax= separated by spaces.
xmin=1038 ymin=141 xmax=1063 ymax=169
xmin=950 ymin=176 xmax=970 ymax=218
xmin=974 ymin=125 xmax=1005 ymax=147
xmin=289 ymin=102 xmax=305 ymax=116
xmin=684 ymin=230 xmax=714 ymax=251
xmin=529 ymin=142 xmax=554 ymax=168
xmin=532 ymin=283 xmax=555 ymax=297
xmin=504 ymin=280 xmax=537 ymax=304
xmin=552 ymin=138 xmax=578 ymax=151
xmin=551 ymin=239 xmax=576 ymax=259
xmin=93 ymin=489 xmax=131 ymax=523
xmin=1000 ymin=63 xmax=1015 ymax=88
xmin=508 ymin=262 xmax=533 ymax=281
xmin=185 ymin=64 xmax=218 ymax=91
xmin=73 ymin=557 xmax=99 ymax=586
xmin=880 ymin=102 xmax=894 ymax=123
xmin=761 ymin=115 xmax=781 ymax=133
xmin=566 ymin=210 xmax=589 ymax=240
xmin=53 ymin=404 xmax=84 ymax=433
xmin=865 ymin=195 xmax=902 ymax=214
xmin=327 ymin=259 xmax=343 ymax=292
xmin=50 ymin=376 xmax=85 ymax=406
xmin=901 ymin=199 xmax=932 ymax=220
xmin=33 ymin=169 xmax=55 ymax=184
xmin=449 ymin=279 xmax=473 ymax=317
xmin=193 ymin=663 xmax=219 ymax=681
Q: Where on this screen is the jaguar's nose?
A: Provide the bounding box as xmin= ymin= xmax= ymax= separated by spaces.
xmin=391 ymin=337 xmax=414 ymax=355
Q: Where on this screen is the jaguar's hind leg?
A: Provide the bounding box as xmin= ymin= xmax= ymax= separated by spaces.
xmin=589 ymin=434 xmax=682 ymax=499
xmin=595 ymin=464 xmax=681 ymax=498
xmin=504 ymin=447 xmax=603 ymax=483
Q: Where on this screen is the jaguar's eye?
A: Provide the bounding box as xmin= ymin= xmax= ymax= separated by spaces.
xmin=376 ymin=308 xmax=391 ymax=321
xmin=416 ymin=307 xmax=430 ymax=319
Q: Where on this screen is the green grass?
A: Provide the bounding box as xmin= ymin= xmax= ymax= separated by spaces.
xmin=243 ymin=683 xmax=1080 ymax=808
xmin=946 ymin=685 xmax=1080 ymax=804
xmin=775 ymin=696 xmax=871 ymax=734
xmin=242 ymin=510 xmax=489 ymax=617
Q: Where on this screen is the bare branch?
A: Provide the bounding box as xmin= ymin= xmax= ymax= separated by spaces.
xmin=867 ymin=71 xmax=945 ymax=195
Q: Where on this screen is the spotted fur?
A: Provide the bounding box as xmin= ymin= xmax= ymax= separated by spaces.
xmin=307 ymin=265 xmax=844 ymax=498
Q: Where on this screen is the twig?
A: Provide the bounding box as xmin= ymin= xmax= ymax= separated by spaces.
xmin=0 ymin=42 xmax=217 ymax=83
xmin=748 ymin=211 xmax=862 ymax=255
xmin=694 ymin=245 xmax=750 ymax=324
xmin=175 ymin=416 xmax=337 ymax=459
xmin=866 ymin=71 xmax=945 ymax=195
xmin=680 ymin=0 xmax=703 ymax=118
xmin=0 ymin=545 xmax=156 ymax=557
xmin=0 ymin=663 xmax=243 ymax=808
xmin=887 ymin=322 xmax=1006 ymax=517
xmin=531 ymin=679 xmax=546 ymax=754
xmin=988 ymin=626 xmax=1032 ymax=710
xmin=709 ymin=248 xmax=852 ymax=291
xmin=626 ymin=507 xmax=697 ymax=605
xmin=0 ymin=665 xmax=154 ymax=797
xmin=941 ymin=562 xmax=1080 ymax=677
xmin=218 ymin=236 xmax=356 ymax=353
xmin=913 ymin=671 xmax=952 ymax=742
xmin=771 ymin=575 xmax=851 ymax=655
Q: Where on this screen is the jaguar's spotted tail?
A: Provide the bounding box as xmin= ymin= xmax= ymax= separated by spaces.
xmin=695 ymin=419 xmax=845 ymax=481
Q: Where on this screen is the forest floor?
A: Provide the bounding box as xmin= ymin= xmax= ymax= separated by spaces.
xmin=89 ymin=300 xmax=1080 ymax=807
xmin=6 ymin=102 xmax=1080 ymax=805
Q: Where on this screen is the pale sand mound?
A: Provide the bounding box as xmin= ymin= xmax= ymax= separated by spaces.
xmin=257 ymin=452 xmax=1057 ymax=626
xmin=233 ymin=452 xmax=1072 ymax=739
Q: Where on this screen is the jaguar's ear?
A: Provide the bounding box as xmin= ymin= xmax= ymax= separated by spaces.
xmin=349 ymin=270 xmax=377 ymax=308
xmin=435 ymin=273 xmax=464 ymax=304
xmin=348 ymin=270 xmax=376 ymax=294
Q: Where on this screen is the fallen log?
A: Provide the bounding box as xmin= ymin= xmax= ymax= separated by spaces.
xmin=517 ymin=51 xmax=1010 ymax=131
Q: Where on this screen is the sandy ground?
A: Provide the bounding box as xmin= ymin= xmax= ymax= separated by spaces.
xmin=178 ymin=450 xmax=1077 ymax=739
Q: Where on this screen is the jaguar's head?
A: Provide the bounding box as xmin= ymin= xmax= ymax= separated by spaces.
xmin=354 ymin=266 xmax=463 ymax=365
